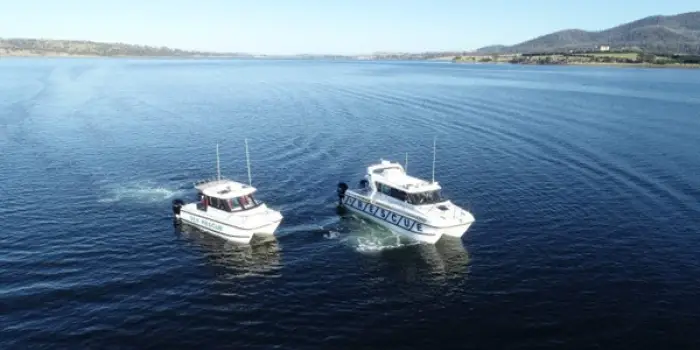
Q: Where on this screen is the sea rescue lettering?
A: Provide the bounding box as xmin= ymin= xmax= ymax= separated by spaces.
xmin=189 ymin=215 xmax=223 ymax=231
xmin=348 ymin=196 xmax=424 ymax=232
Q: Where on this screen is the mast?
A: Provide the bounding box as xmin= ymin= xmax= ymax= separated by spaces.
xmin=431 ymin=137 xmax=436 ymax=183
xmin=405 ymin=152 xmax=408 ymax=173
xmin=216 ymin=143 xmax=221 ymax=180
xmin=245 ymin=138 xmax=252 ymax=186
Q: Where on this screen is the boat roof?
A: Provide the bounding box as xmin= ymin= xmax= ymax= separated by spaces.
xmin=195 ymin=179 xmax=256 ymax=199
xmin=368 ymin=160 xmax=441 ymax=193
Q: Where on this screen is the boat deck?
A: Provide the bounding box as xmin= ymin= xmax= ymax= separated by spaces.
xmin=353 ymin=188 xmax=372 ymax=197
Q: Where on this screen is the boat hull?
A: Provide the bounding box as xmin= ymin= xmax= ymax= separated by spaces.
xmin=177 ymin=207 xmax=282 ymax=244
xmin=341 ymin=193 xmax=443 ymax=244
xmin=440 ymin=221 xmax=473 ymax=238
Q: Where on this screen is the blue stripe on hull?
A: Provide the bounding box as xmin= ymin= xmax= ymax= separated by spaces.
xmin=342 ymin=194 xmax=435 ymax=236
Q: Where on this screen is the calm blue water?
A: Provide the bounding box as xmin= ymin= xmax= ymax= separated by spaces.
xmin=1 ymin=58 xmax=700 ymax=349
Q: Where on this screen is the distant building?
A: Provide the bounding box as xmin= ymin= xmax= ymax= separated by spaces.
xmin=599 ymin=45 xmax=610 ymax=52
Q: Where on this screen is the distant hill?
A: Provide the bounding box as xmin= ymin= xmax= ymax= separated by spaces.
xmin=8 ymin=11 xmax=700 ymax=60
xmin=477 ymin=11 xmax=700 ymax=54
xmin=0 ymin=38 xmax=253 ymax=57
xmin=0 ymin=38 xmax=464 ymax=60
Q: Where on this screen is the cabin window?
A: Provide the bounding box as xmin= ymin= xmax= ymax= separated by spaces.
xmin=406 ymin=190 xmax=444 ymax=205
xmin=376 ymin=182 xmax=391 ymax=195
xmin=392 ymin=188 xmax=407 ymax=201
xmin=238 ymin=196 xmax=249 ymax=208
xmin=207 ymin=196 xmax=230 ymax=211
xmin=229 ymin=198 xmax=240 ymax=210
xmin=375 ymin=182 xmax=408 ymax=202
xmin=236 ymin=194 xmax=259 ymax=210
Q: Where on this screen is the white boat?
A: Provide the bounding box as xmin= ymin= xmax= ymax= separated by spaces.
xmin=172 ymin=140 xmax=283 ymax=244
xmin=336 ymin=140 xmax=474 ymax=244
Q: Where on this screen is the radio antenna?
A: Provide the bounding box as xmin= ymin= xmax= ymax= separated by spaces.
xmin=245 ymin=138 xmax=252 ymax=186
xmin=405 ymin=152 xmax=408 ymax=173
xmin=216 ymin=143 xmax=221 ymax=180
xmin=431 ymin=137 xmax=436 ymax=183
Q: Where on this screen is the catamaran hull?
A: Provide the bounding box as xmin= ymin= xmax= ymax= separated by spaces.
xmin=440 ymin=221 xmax=473 ymax=238
xmin=177 ymin=209 xmax=282 ymax=244
xmin=341 ymin=194 xmax=443 ymax=244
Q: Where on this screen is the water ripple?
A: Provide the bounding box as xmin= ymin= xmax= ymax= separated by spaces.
xmin=1 ymin=59 xmax=700 ymax=349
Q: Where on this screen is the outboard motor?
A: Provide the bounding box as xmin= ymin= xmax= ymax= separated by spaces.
xmin=172 ymin=199 xmax=185 ymax=221
xmin=337 ymin=182 xmax=349 ymax=206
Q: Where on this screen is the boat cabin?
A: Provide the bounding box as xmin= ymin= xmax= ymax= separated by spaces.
xmin=374 ymin=181 xmax=445 ymax=205
xmin=364 ymin=160 xmax=446 ymax=206
xmin=194 ymin=179 xmax=261 ymax=212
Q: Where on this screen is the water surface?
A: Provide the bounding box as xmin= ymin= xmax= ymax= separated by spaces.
xmin=1 ymin=58 xmax=699 ymax=349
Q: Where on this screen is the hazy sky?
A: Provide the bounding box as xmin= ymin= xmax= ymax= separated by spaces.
xmin=0 ymin=0 xmax=696 ymax=54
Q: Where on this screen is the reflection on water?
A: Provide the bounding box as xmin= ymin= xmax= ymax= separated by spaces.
xmin=338 ymin=214 xmax=470 ymax=283
xmin=175 ymin=224 xmax=282 ymax=279
xmin=374 ymin=238 xmax=470 ymax=283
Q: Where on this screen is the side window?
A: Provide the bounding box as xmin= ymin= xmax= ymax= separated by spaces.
xmin=211 ymin=197 xmax=228 ymax=211
xmin=238 ymin=196 xmax=247 ymax=209
xmin=390 ymin=188 xmax=407 ymax=202
xmin=230 ymin=198 xmax=241 ymax=211
xmin=238 ymin=195 xmax=253 ymax=209
xmin=377 ymin=183 xmax=391 ymax=195
xmin=406 ymin=194 xmax=417 ymax=205
xmin=375 ymin=182 xmax=406 ymax=201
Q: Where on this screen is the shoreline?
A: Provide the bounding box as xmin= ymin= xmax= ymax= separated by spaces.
xmin=2 ymin=52 xmax=700 ymax=69
xmin=0 ymin=52 xmax=255 ymax=59
xmin=452 ymin=60 xmax=700 ymax=69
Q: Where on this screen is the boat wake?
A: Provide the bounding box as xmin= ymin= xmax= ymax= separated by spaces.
xmin=323 ymin=230 xmax=341 ymax=240
xmin=98 ymin=180 xmax=188 ymax=204
xmin=352 ymin=234 xmax=408 ymax=253
xmin=340 ymin=216 xmax=419 ymax=253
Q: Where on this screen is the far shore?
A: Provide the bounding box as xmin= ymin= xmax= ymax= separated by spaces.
xmin=2 ymin=50 xmax=700 ymax=69
xmin=451 ymin=52 xmax=700 ymax=69
xmin=452 ymin=59 xmax=700 ymax=69
xmin=0 ymin=51 xmax=254 ymax=59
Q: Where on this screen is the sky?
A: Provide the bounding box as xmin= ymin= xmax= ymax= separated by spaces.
xmin=0 ymin=0 xmax=697 ymax=55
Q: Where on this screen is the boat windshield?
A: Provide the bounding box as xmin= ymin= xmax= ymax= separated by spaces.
xmin=406 ymin=190 xmax=445 ymax=205
xmin=229 ymin=194 xmax=260 ymax=211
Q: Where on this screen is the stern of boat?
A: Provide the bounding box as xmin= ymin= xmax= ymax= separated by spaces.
xmin=172 ymin=199 xmax=185 ymax=222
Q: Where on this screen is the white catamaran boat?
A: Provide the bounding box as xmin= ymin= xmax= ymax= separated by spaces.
xmin=336 ymin=141 xmax=475 ymax=244
xmin=172 ymin=140 xmax=283 ymax=244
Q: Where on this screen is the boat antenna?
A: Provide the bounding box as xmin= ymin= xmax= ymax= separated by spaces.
xmin=431 ymin=136 xmax=436 ymax=183
xmin=405 ymin=152 xmax=408 ymax=173
xmin=216 ymin=142 xmax=221 ymax=181
xmin=245 ymin=138 xmax=252 ymax=186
